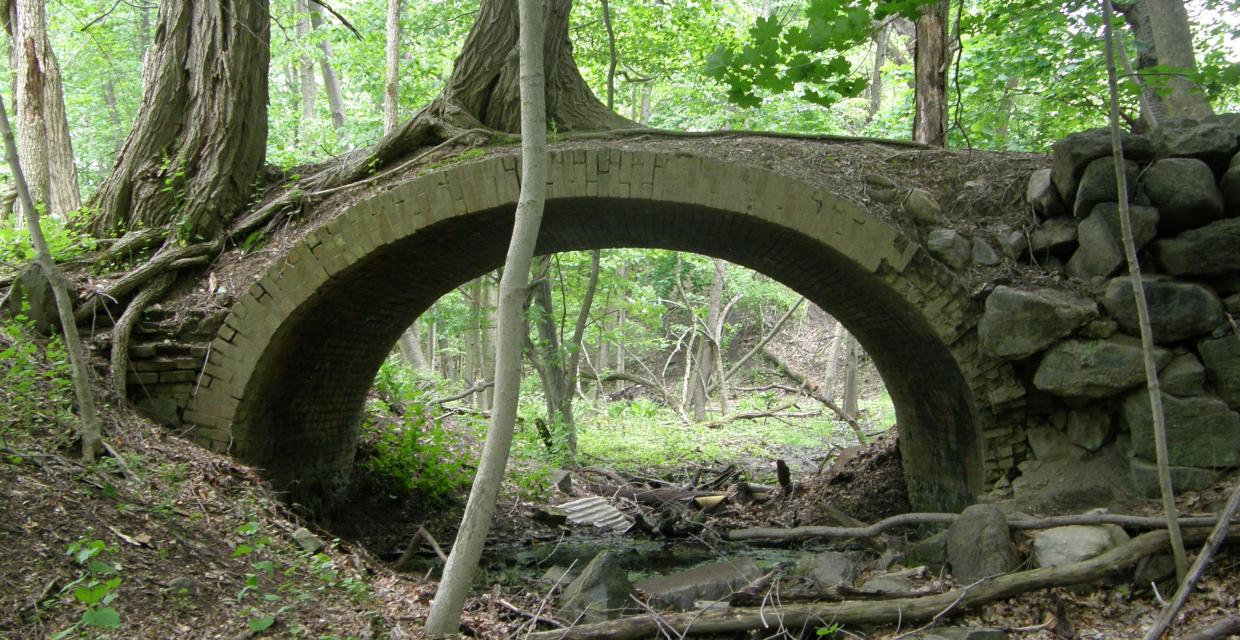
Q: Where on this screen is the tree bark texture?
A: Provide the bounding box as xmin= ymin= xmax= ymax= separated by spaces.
xmin=296 ymin=0 xmax=318 ymax=124
xmin=308 ymin=7 xmax=347 ymax=131
xmin=912 ymin=0 xmax=948 ymax=146
xmin=87 ymin=0 xmax=269 ymax=240
xmin=384 ymin=0 xmax=402 ymax=133
xmin=1144 ymin=0 xmax=1212 ymax=119
xmin=867 ymin=22 xmax=889 ymax=120
xmin=8 ymin=0 xmax=80 ymax=219
xmin=691 ymin=259 xmax=725 ymax=421
xmin=1114 ymin=0 xmax=1167 ymax=128
xmin=422 ymin=0 xmax=547 ymax=628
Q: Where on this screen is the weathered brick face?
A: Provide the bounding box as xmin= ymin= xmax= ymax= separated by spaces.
xmin=136 ymin=148 xmax=1025 ymax=512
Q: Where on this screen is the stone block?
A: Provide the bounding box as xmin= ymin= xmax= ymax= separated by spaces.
xmin=1141 ymin=158 xmax=1226 ymax=235
xmin=1051 ymin=128 xmax=1152 ymax=204
xmin=1198 ymin=335 xmax=1240 ymax=410
xmin=1034 ymin=336 xmax=1170 ymax=398
xmin=1153 ymin=217 xmax=1240 ymax=278
xmin=1128 ymin=456 xmax=1218 ymax=498
xmin=1122 ymin=391 xmax=1240 ymax=468
xmin=979 ymin=286 xmax=1097 ymax=360
xmin=1101 ymin=276 xmax=1223 ymax=343
xmin=1073 ymin=157 xmax=1138 ymax=219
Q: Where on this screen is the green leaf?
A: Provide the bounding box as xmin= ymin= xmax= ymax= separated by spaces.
xmin=249 ymin=616 xmax=276 ymax=632
xmin=232 ymin=544 xmax=254 ymax=558
xmin=81 ymin=606 xmax=121 ymax=629
xmin=74 ymin=583 xmax=112 ymax=605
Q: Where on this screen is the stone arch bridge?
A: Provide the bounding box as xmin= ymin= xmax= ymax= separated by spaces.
xmin=120 ymin=132 xmax=1232 ymax=513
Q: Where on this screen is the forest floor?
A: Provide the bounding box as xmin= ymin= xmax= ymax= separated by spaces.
xmin=2 ymin=323 xmax=1239 ymax=639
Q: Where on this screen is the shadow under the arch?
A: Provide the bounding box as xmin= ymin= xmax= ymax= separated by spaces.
xmin=231 ymin=197 xmax=981 ymax=513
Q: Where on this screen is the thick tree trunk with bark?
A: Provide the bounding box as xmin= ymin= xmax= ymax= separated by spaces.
xmin=7 ymin=0 xmax=81 ymax=219
xmin=1144 ymin=0 xmax=1212 ymax=119
xmin=1114 ymin=0 xmax=1168 ymax=128
xmin=86 ymin=0 xmax=269 ymax=240
xmin=912 ymin=0 xmax=948 ymax=146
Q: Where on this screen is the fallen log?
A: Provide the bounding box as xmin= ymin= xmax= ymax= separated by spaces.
xmin=727 ymin=511 xmax=1240 ymax=542
xmin=759 ymin=343 xmax=867 ymax=441
xmin=526 ymin=528 xmax=1236 ymax=640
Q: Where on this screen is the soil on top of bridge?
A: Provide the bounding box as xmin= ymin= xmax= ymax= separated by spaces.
xmin=164 ymin=132 xmax=1052 ymax=313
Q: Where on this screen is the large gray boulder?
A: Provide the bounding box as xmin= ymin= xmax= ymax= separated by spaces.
xmin=1034 ymin=336 xmax=1171 ymax=398
xmin=1101 ymin=276 xmax=1223 ymax=343
xmin=1152 ymin=119 xmax=1239 ymax=168
xmin=979 ymin=286 xmax=1097 ymax=360
xmin=1129 ymin=456 xmax=1219 ymax=498
xmin=1198 ymin=335 xmax=1240 ymax=409
xmin=560 ymin=552 xmax=635 ymax=623
xmin=906 ymin=188 xmax=944 ymax=224
xmin=946 ymin=504 xmax=1020 ymax=583
xmin=1051 ymin=128 xmax=1153 ymax=204
xmin=1073 ymin=157 xmax=1139 ymax=219
xmin=1159 ymin=351 xmax=1206 ymax=397
xmin=1026 ymin=167 xmax=1066 ymax=218
xmin=928 ymin=228 xmax=973 ymax=270
xmin=1141 ymin=158 xmax=1226 ymax=235
xmin=794 ymin=551 xmax=855 ymax=590
xmin=1122 ymin=391 xmax=1240 ymax=468
xmin=1032 ymin=525 xmax=1129 ymax=568
xmin=1067 ymin=406 xmax=1113 ymax=451
xmin=1153 ymin=218 xmax=1240 ymax=277
xmin=1067 ymin=203 xmax=1160 ymax=280
xmin=635 ymin=557 xmax=761 ymax=611
xmin=972 ymin=239 xmax=1001 ymax=266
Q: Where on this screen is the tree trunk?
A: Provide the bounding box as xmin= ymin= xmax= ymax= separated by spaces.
xmin=102 ymin=79 xmax=125 ymax=154
xmin=0 ymin=94 xmax=100 ymax=462
xmin=1144 ymin=0 xmax=1212 ymax=119
xmin=398 ymin=324 xmax=428 ymax=371
xmin=9 ymin=0 xmax=80 ymax=219
xmin=1114 ymin=0 xmax=1167 ymax=128
xmin=86 ymin=0 xmax=269 ymax=241
xmin=691 ymin=259 xmax=725 ymax=421
xmin=842 ymin=335 xmax=859 ymax=419
xmin=384 ymin=0 xmax=402 ymax=133
xmin=422 ymin=0 xmax=547 ymax=627
xmin=296 ymin=0 xmax=318 ymax=123
xmin=308 ymin=7 xmax=347 ymax=132
xmin=912 ymin=0 xmax=948 ymax=147
xmin=822 ymin=321 xmax=847 ymax=402
xmin=994 ymin=76 xmax=1019 ymax=146
xmin=867 ymin=22 xmax=889 ymax=121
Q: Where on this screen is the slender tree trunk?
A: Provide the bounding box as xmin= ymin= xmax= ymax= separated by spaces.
xmin=690 ymin=260 xmax=725 ymax=421
xmin=0 ymin=94 xmax=100 ymax=462
xmin=639 ymin=84 xmax=652 ymax=125
xmin=9 ymin=0 xmax=80 ymax=219
xmin=384 ymin=0 xmax=402 ymax=133
xmin=480 ymin=275 xmax=496 ymax=410
xmin=601 ymin=0 xmax=617 ymax=109
xmin=102 ymin=79 xmax=124 ymax=154
xmin=86 ymin=0 xmax=269 ymax=240
xmin=822 ymin=321 xmax=847 ymax=402
xmin=467 ymin=278 xmax=484 ymax=405
xmin=398 ymin=324 xmax=428 ymax=371
xmin=1114 ymin=0 xmax=1167 ymax=128
xmin=994 ymin=76 xmax=1019 ymax=147
xmin=1103 ymin=1 xmax=1189 ymax=584
xmin=308 ymin=8 xmax=347 ymax=132
xmin=1144 ymin=0 xmax=1212 ymax=119
xmin=842 ymin=336 xmax=859 ymax=419
xmin=297 ymin=0 xmax=318 ymax=123
xmin=912 ymin=0 xmax=948 ymax=146
xmin=867 ymin=22 xmax=890 ymax=121
xmin=423 ymin=0 xmax=547 ymax=627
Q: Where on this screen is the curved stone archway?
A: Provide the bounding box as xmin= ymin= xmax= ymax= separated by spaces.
xmin=183 ymin=149 xmax=993 ymax=511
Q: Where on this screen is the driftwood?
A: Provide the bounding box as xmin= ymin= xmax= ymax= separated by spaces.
xmin=526 ymin=528 xmax=1236 ymax=640
xmin=728 ymin=511 xmax=1240 ymax=542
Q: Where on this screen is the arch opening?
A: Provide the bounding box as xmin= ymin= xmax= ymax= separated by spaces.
xmin=221 ymin=196 xmax=981 ymax=512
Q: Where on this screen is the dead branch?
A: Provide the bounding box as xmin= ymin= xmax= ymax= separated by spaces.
xmin=430 ymin=380 xmax=494 ymax=405
xmin=706 ymin=295 xmax=805 ymax=396
xmin=1143 ymin=478 xmax=1240 ymax=640
xmin=687 ymin=403 xmax=819 ymax=430
xmin=728 ymin=511 xmax=1240 ymax=543
xmin=1180 ymin=615 xmax=1240 ymax=640
xmin=759 ymin=343 xmax=867 ymax=441
xmin=526 ymin=528 xmax=1236 ymax=640
xmin=394 ymin=525 xmax=447 ymax=571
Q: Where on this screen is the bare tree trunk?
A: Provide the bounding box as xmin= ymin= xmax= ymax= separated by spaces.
xmin=398 ymin=325 xmax=428 ymax=371
xmin=481 ymin=275 xmax=496 ymax=410
xmin=9 ymin=0 xmax=80 ymax=219
xmin=466 ymin=278 xmax=484 ymax=405
xmin=1144 ymin=0 xmax=1212 ymax=119
xmin=0 ymin=94 xmax=99 ymax=462
xmin=867 ymin=22 xmax=890 ymax=121
xmin=296 ymin=0 xmax=318 ymax=123
xmin=308 ymin=7 xmax=347 ymax=132
xmin=842 ymin=335 xmax=859 ymax=419
xmin=690 ymin=260 xmax=725 ymax=421
xmin=822 ymin=321 xmax=847 ymax=402
xmin=639 ymin=84 xmax=652 ymax=125
xmin=601 ymin=0 xmax=617 ymax=109
xmin=86 ymin=0 xmax=269 ymax=240
xmin=912 ymin=0 xmax=948 ymax=146
xmin=102 ymin=79 xmax=124 ymax=154
xmin=1114 ymin=0 xmax=1167 ymax=128
xmin=993 ymin=76 xmax=1019 ymax=146
xmin=384 ymin=0 xmax=402 ymax=133
xmin=423 ymin=0 xmax=547 ymax=627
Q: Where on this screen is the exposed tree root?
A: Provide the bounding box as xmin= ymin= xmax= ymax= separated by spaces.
xmin=526 ymin=528 xmax=1237 ymax=640
xmin=109 ymin=272 xmax=176 ymax=399
xmin=75 ymin=239 xmax=220 ymax=325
